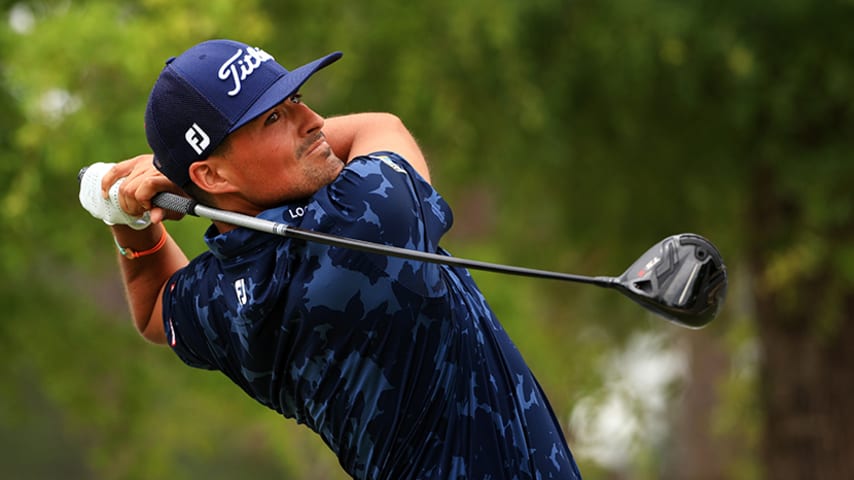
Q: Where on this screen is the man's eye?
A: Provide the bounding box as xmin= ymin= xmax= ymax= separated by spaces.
xmin=290 ymin=94 xmax=302 ymax=104
xmin=265 ymin=111 xmax=280 ymax=125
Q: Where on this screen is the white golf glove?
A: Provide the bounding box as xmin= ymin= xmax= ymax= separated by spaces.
xmin=79 ymin=162 xmax=152 ymax=230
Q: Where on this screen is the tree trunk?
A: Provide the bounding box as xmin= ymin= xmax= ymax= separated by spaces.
xmin=665 ymin=330 xmax=732 ymax=480
xmin=749 ymin=165 xmax=854 ymax=480
xmin=754 ymin=292 xmax=854 ymax=480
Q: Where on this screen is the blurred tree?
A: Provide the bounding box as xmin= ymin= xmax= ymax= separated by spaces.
xmin=477 ymin=1 xmax=853 ymax=478
xmin=2 ymin=0 xmax=852 ymax=479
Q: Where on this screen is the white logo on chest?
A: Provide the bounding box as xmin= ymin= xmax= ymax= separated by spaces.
xmin=234 ymin=278 xmax=248 ymax=305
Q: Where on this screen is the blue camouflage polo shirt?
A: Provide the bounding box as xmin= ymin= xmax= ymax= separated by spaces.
xmin=162 ymin=152 xmax=582 ymax=479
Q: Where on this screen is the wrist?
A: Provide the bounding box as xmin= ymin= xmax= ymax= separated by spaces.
xmin=112 ymin=223 xmax=168 ymax=260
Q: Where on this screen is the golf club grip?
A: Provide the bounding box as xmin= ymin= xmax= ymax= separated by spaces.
xmin=152 ymin=192 xmax=198 ymax=216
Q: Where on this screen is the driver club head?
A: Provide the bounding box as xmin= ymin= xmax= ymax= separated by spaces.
xmin=614 ymin=233 xmax=727 ymax=328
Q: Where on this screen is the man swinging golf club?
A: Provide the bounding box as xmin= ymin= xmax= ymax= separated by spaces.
xmin=79 ymin=39 xmax=583 ymax=479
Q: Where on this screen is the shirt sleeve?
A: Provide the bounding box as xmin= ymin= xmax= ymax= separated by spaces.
xmin=161 ymin=259 xmax=218 ymax=370
xmin=319 ymin=152 xmax=450 ymax=250
xmin=304 ymin=151 xmax=454 ymax=297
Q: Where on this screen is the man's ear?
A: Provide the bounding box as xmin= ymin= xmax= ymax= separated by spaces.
xmin=187 ymin=159 xmax=237 ymax=194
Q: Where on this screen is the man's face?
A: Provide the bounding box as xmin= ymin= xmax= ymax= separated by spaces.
xmin=213 ymin=94 xmax=344 ymax=213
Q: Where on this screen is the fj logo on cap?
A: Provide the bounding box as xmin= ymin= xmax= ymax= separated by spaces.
xmin=185 ymin=123 xmax=210 ymax=155
xmin=218 ymin=47 xmax=274 ymax=97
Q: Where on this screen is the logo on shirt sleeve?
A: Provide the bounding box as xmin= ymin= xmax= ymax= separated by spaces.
xmin=376 ymin=154 xmax=407 ymax=174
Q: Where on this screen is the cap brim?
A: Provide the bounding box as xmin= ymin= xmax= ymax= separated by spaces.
xmin=229 ymin=51 xmax=342 ymax=133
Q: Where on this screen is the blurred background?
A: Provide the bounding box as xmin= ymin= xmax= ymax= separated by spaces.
xmin=1 ymin=0 xmax=852 ymax=479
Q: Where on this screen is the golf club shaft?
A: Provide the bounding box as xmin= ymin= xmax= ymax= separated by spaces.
xmin=153 ymin=192 xmax=615 ymax=287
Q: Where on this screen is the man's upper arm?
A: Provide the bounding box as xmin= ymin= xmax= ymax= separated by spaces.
xmin=323 ymin=113 xmax=431 ymax=183
xmin=142 ymin=282 xmax=168 ymax=344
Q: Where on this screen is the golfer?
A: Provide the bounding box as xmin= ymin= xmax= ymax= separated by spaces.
xmin=79 ymin=38 xmax=582 ymax=479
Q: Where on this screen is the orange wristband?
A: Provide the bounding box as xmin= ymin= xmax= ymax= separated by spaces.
xmin=114 ymin=224 xmax=167 ymax=260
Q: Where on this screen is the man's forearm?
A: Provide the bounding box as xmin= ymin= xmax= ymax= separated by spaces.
xmin=323 ymin=113 xmax=380 ymax=161
xmin=112 ymin=224 xmax=188 ymax=343
xmin=322 ymin=113 xmax=430 ymax=182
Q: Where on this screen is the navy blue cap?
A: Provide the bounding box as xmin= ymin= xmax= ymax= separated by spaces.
xmin=145 ymin=39 xmax=342 ymax=186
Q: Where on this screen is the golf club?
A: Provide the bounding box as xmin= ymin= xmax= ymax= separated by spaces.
xmin=154 ymin=192 xmax=726 ymax=328
xmin=78 ymin=167 xmax=727 ymax=328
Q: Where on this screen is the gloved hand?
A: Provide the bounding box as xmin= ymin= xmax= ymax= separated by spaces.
xmin=79 ymin=162 xmax=152 ymax=230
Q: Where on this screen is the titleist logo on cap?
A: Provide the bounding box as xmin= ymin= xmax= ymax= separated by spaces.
xmin=218 ymin=47 xmax=275 ymax=97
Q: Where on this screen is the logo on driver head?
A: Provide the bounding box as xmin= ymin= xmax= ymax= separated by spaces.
xmin=185 ymin=123 xmax=210 ymax=155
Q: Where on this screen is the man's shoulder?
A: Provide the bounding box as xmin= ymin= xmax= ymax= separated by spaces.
xmin=345 ymin=151 xmax=417 ymax=176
